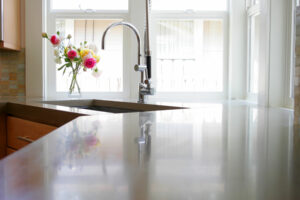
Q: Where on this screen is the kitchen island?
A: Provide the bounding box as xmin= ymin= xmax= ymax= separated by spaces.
xmin=0 ymin=98 xmax=299 ymax=200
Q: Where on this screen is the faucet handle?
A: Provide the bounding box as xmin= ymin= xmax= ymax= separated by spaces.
xmin=145 ymin=79 xmax=153 ymax=85
xmin=134 ymin=64 xmax=147 ymax=72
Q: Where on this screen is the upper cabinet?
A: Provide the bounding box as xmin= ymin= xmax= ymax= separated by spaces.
xmin=0 ymin=0 xmax=21 ymax=51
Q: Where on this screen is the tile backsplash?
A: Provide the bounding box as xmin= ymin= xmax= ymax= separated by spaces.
xmin=0 ymin=49 xmax=25 ymax=96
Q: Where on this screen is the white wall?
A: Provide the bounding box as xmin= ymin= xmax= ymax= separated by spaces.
xmin=228 ymin=0 xmax=247 ymax=100
xmin=25 ymin=0 xmax=45 ymax=98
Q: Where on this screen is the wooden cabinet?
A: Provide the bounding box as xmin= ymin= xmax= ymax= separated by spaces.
xmin=6 ymin=148 xmax=15 ymax=155
xmin=0 ymin=103 xmax=83 ymax=158
xmin=0 ymin=0 xmax=21 ymax=51
xmin=6 ymin=116 xmax=57 ymax=150
xmin=0 ymin=113 xmax=6 ymax=158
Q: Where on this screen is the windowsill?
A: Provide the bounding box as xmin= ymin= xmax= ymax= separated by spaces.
xmin=149 ymin=92 xmax=227 ymax=102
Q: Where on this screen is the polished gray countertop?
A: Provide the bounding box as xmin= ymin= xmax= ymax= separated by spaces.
xmin=0 ymin=100 xmax=299 ymax=200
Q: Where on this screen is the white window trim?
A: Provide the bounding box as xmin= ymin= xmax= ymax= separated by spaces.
xmin=246 ymin=4 xmax=260 ymax=103
xmin=246 ymin=0 xmax=296 ymax=108
xmin=284 ymin=0 xmax=297 ymax=108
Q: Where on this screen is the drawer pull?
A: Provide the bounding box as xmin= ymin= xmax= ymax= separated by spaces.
xmin=17 ymin=136 xmax=34 ymax=143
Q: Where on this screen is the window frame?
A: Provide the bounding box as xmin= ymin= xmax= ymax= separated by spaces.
xmin=50 ymin=0 xmax=129 ymax=12
xmin=150 ymin=10 xmax=229 ymax=101
xmin=286 ymin=0 xmax=297 ymax=107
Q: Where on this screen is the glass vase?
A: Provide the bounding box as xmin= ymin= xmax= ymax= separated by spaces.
xmin=68 ymin=73 xmax=81 ymax=98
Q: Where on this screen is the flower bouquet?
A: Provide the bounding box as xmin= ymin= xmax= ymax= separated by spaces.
xmin=42 ymin=32 xmax=101 ymax=95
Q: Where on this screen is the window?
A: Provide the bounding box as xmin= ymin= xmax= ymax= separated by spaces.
xmin=46 ymin=0 xmax=128 ymax=97
xmin=156 ymin=19 xmax=224 ymax=92
xmin=152 ymin=0 xmax=228 ymax=95
xmin=46 ymin=0 xmax=228 ymax=99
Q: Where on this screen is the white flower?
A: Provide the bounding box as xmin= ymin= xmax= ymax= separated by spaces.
xmin=55 ymin=57 xmax=62 ymax=64
xmin=92 ymin=68 xmax=102 ymax=78
xmin=88 ymin=43 xmax=98 ymax=54
xmin=54 ymin=49 xmax=60 ymax=57
xmin=68 ymin=44 xmax=73 ymax=49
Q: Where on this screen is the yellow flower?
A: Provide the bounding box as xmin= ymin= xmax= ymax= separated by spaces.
xmin=80 ymin=49 xmax=95 ymax=59
xmin=64 ymin=47 xmax=69 ymax=55
xmin=93 ymin=55 xmax=100 ymax=63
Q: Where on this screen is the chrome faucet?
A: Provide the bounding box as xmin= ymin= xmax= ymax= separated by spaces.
xmin=101 ymin=1 xmax=154 ymax=103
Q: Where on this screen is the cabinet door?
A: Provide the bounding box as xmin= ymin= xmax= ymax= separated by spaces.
xmin=7 ymin=116 xmax=57 ymax=150
xmin=0 ymin=0 xmax=21 ymax=50
xmin=0 ymin=114 xmax=6 ymax=159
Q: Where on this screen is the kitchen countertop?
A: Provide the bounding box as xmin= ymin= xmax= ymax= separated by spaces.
xmin=0 ymin=98 xmax=299 ymax=200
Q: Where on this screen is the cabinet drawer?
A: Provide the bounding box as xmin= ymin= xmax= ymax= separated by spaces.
xmin=7 ymin=116 xmax=56 ymax=150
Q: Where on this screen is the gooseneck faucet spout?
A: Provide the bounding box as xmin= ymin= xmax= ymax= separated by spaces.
xmin=101 ymin=1 xmax=154 ymax=103
xmin=102 ymin=22 xmax=141 ymax=65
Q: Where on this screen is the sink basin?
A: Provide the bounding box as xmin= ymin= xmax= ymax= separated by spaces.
xmin=71 ymin=105 xmax=138 ymax=113
xmin=42 ymin=99 xmax=184 ymax=113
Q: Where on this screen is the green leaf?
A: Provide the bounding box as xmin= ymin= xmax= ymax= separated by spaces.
xmin=64 ymin=58 xmax=70 ymax=62
xmin=63 ymin=67 xmax=67 ymax=75
xmin=66 ymin=63 xmax=72 ymax=67
xmin=57 ymin=65 xmax=66 ymax=71
xmin=57 ymin=31 xmax=60 ymax=35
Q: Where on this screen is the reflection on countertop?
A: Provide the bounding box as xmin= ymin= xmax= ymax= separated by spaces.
xmin=0 ymin=102 xmax=299 ymax=200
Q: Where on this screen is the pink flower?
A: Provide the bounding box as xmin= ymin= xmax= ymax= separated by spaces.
xmin=67 ymin=49 xmax=78 ymax=60
xmin=84 ymin=57 xmax=97 ymax=69
xmin=50 ymin=35 xmax=61 ymax=46
xmin=85 ymin=135 xmax=99 ymax=146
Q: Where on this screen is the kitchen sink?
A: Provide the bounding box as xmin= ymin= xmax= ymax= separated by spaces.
xmin=42 ymin=99 xmax=184 ymax=113
xmin=71 ymin=105 xmax=138 ymax=113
